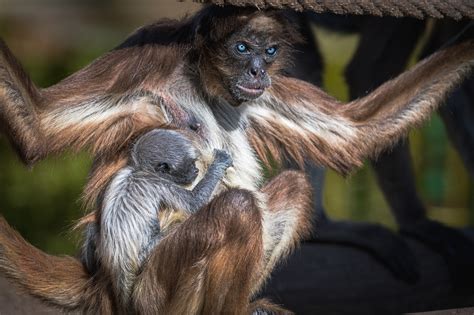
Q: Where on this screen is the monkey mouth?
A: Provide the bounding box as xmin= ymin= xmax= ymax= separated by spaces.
xmin=236 ymin=84 xmax=265 ymax=99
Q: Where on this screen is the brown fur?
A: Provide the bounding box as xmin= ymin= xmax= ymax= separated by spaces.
xmin=249 ymin=298 xmax=294 ymax=315
xmin=133 ymin=189 xmax=263 ymax=314
xmin=0 ymin=4 xmax=472 ymax=313
xmin=1 ymin=8 xmax=469 ymax=176
xmin=0 ymin=171 xmax=310 ymax=314
xmin=132 ymin=171 xmax=311 ymax=315
xmin=0 ymin=216 xmax=116 ymax=314
xmin=247 ymin=42 xmax=474 ymax=175
xmin=0 ymin=39 xmax=44 ymax=164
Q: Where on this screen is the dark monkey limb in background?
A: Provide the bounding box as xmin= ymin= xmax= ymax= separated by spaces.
xmin=0 ymin=4 xmax=472 ymax=313
xmin=83 ymin=129 xmax=233 ymax=306
xmin=343 ymin=17 xmax=474 ymax=287
xmin=282 ymin=14 xmax=421 ymax=283
xmin=283 ymin=14 xmax=474 ymax=285
xmin=397 ymin=21 xmax=474 ymax=287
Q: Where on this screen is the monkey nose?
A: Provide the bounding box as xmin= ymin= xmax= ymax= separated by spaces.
xmin=250 ymin=67 xmax=265 ymax=77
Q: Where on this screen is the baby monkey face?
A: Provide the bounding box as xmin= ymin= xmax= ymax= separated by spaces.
xmin=131 ymin=129 xmax=200 ymax=185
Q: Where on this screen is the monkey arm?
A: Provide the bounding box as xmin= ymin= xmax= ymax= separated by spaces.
xmin=246 ymin=41 xmax=474 ymax=175
xmin=188 ymin=150 xmax=232 ymax=212
xmin=151 ymin=180 xmax=214 ymax=214
xmin=0 ymin=39 xmax=171 ymax=164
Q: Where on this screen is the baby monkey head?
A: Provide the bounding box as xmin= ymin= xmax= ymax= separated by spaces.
xmin=131 ymin=129 xmax=200 ymax=185
xmin=194 ymin=6 xmax=301 ymax=106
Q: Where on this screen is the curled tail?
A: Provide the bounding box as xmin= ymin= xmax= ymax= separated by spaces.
xmin=0 ymin=216 xmax=114 ymax=313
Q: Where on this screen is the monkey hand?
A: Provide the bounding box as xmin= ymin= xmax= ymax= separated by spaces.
xmin=213 ymin=149 xmax=233 ymax=169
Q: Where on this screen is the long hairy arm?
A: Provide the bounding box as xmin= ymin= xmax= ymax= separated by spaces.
xmin=0 ymin=38 xmax=180 ymax=164
xmin=246 ymin=41 xmax=474 ymax=175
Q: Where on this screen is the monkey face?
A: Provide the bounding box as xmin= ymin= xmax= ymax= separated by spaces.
xmin=226 ymin=39 xmax=274 ymax=102
xmin=197 ymin=11 xmax=299 ymax=106
xmin=131 ymin=129 xmax=200 ymax=185
xmin=224 ymin=16 xmax=290 ymax=105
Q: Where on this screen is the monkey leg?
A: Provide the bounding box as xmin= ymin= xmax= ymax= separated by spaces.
xmin=256 ymin=170 xmax=314 ymax=292
xmin=132 ymin=189 xmax=265 ymax=315
xmin=319 ymin=17 xmax=427 ymax=283
xmin=382 ymin=126 xmax=474 ymax=288
xmin=425 ymin=20 xmax=474 ymax=177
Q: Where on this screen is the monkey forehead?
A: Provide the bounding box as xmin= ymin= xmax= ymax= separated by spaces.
xmin=136 ymin=129 xmax=188 ymax=145
xmin=236 ymin=15 xmax=284 ymax=44
xmin=247 ymin=15 xmax=281 ymax=33
xmin=132 ymin=129 xmax=198 ymax=158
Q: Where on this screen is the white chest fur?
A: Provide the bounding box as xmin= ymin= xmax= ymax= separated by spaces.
xmin=167 ymin=90 xmax=263 ymax=192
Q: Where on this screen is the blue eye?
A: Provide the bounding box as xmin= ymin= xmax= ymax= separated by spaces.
xmin=236 ymin=43 xmax=248 ymax=53
xmin=266 ymin=46 xmax=277 ymax=56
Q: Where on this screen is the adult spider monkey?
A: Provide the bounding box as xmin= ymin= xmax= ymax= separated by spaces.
xmin=0 ymin=4 xmax=473 ymax=314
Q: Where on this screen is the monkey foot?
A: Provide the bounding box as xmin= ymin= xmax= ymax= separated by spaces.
xmin=400 ymin=219 xmax=474 ymax=291
xmin=306 ymin=220 xmax=420 ymax=283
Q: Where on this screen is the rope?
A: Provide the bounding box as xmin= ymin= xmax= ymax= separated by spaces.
xmin=192 ymin=0 xmax=474 ymax=20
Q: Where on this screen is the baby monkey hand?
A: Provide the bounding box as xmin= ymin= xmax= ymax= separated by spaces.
xmin=213 ymin=149 xmax=233 ymax=169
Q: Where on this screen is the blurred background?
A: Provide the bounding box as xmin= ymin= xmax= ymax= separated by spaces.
xmin=0 ymin=0 xmax=472 ymax=256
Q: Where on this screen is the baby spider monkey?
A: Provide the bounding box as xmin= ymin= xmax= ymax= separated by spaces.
xmin=82 ymin=129 xmax=233 ymax=306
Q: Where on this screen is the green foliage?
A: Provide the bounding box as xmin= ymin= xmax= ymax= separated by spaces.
xmin=0 ymin=140 xmax=91 ymax=255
